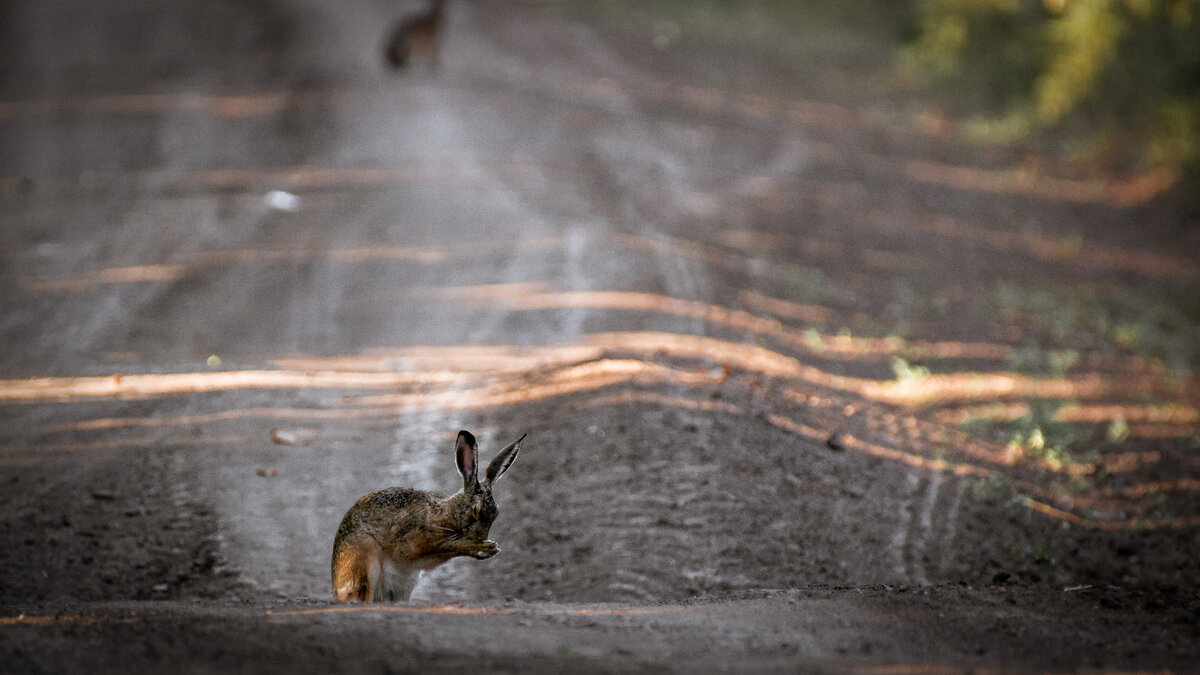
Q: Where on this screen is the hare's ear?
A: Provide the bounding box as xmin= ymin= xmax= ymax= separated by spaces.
xmin=485 ymin=433 xmax=524 ymax=485
xmin=455 ymin=430 xmax=478 ymax=488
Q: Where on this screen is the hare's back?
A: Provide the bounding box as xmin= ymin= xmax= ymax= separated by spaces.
xmin=361 ymin=486 xmax=439 ymax=506
xmin=342 ymin=486 xmax=440 ymax=528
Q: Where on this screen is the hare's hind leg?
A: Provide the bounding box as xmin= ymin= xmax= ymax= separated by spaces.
xmin=332 ymin=532 xmax=383 ymax=602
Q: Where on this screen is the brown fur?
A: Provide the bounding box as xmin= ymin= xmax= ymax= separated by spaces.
xmin=383 ymin=0 xmax=446 ymax=71
xmin=331 ymin=430 xmax=523 ymax=602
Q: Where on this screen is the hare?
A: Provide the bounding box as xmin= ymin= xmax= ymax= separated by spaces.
xmin=331 ymin=430 xmax=523 ymax=602
xmin=383 ymin=0 xmax=446 ymax=71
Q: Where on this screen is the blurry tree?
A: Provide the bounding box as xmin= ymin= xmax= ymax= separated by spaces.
xmin=902 ymin=0 xmax=1200 ymax=173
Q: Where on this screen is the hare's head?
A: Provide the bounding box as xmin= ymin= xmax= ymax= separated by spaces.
xmin=442 ymin=430 xmax=522 ymax=541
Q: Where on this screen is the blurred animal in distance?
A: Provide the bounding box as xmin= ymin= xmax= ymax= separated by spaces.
xmin=383 ymin=0 xmax=446 ymax=72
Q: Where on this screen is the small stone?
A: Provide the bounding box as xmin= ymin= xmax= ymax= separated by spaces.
xmin=269 ymin=428 xmax=297 ymax=445
xmin=264 ymin=190 xmax=300 ymax=212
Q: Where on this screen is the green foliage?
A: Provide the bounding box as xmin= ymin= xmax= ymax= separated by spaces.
xmin=989 ymin=277 xmax=1200 ymax=376
xmin=903 ymin=0 xmax=1200 ymax=171
xmin=1106 ymin=416 xmax=1131 ymax=442
xmin=891 ymin=355 xmax=932 ymax=383
xmin=958 ymin=400 xmax=1098 ymax=471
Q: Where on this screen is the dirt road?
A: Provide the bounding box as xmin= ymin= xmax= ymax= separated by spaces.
xmin=2 ymin=0 xmax=1198 ymax=672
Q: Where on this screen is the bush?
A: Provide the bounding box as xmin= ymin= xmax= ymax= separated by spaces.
xmin=902 ymin=0 xmax=1200 ymax=173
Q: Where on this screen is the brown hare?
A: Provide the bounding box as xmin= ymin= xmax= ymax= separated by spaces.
xmin=383 ymin=0 xmax=446 ymax=71
xmin=331 ymin=430 xmax=523 ymax=601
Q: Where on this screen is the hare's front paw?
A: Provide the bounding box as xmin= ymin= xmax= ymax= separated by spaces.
xmin=473 ymin=540 xmax=499 ymax=559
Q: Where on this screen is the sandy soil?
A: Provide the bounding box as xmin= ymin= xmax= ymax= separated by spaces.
xmin=1 ymin=0 xmax=1198 ymax=672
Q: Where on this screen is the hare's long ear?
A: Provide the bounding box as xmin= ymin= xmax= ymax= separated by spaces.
xmin=485 ymin=433 xmax=524 ymax=485
xmin=455 ymin=430 xmax=478 ymax=489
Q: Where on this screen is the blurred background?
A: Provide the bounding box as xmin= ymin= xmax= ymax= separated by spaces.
xmin=1 ymin=0 xmax=1198 ymax=608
